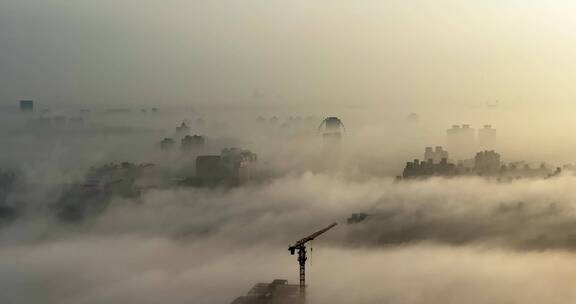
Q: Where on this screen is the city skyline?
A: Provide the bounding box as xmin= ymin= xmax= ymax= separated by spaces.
xmin=2 ymin=2 xmax=576 ymax=304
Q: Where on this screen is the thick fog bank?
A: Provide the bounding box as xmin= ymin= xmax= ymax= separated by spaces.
xmin=3 ymin=240 xmax=576 ymax=304
xmin=6 ymin=173 xmax=576 ymax=247
xmin=3 ymin=174 xmax=576 ymax=303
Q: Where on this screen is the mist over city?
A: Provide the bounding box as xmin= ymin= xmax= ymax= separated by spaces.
xmin=3 ymin=1 xmax=576 ymax=304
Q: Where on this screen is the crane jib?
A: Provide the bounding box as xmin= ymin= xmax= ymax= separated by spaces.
xmin=288 ymin=222 xmax=337 ymax=252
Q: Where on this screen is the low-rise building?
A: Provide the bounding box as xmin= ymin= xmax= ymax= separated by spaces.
xmin=230 ymin=279 xmax=302 ymax=304
xmin=402 ymin=158 xmax=457 ymax=179
xmin=160 ymin=138 xmax=175 ymax=150
xmin=176 ymin=122 xmax=190 ymax=135
xmin=474 ymin=150 xmax=501 ymax=174
xmin=181 ymin=135 xmax=205 ymax=151
xmin=194 ymin=148 xmax=258 ymax=186
xmin=424 ymin=146 xmax=449 ymax=163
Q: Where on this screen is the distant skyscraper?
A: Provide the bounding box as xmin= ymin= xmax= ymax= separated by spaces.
xmin=460 ymin=124 xmax=475 ymax=148
xmin=446 ymin=125 xmax=460 ymax=150
xmin=19 ymin=100 xmax=34 ymax=112
xmin=478 ymin=125 xmax=496 ymax=150
xmin=424 ymin=147 xmax=434 ymax=162
xmin=446 ymin=124 xmax=476 ymax=160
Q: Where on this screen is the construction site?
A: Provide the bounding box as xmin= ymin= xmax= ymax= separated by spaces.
xmin=230 ymin=223 xmax=337 ymax=304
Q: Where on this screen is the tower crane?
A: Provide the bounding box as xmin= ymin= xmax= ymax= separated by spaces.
xmin=288 ymin=222 xmax=337 ymax=296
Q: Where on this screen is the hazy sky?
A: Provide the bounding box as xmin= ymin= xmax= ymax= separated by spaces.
xmin=1 ymin=0 xmax=576 ymax=110
xmin=5 ymin=3 xmax=576 ymax=302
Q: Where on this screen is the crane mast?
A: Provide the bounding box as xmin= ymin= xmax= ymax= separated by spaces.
xmin=288 ymin=222 xmax=337 ymax=297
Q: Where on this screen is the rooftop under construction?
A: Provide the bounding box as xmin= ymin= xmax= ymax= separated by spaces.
xmin=230 ymin=223 xmax=337 ymax=304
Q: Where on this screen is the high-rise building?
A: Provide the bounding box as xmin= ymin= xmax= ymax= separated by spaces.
xmin=424 ymin=147 xmax=434 ymax=162
xmin=478 ymin=125 xmax=496 ymax=150
xmin=446 ymin=124 xmax=476 ymax=160
xmin=19 ymin=100 xmax=34 ymax=112
xmin=446 ymin=125 xmax=460 ymax=154
xmin=461 ymin=124 xmax=475 ymax=149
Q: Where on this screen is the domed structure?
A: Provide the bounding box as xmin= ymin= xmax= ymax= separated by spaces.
xmin=318 ymin=117 xmax=345 ymax=147
xmin=318 ymin=117 xmax=345 ymax=133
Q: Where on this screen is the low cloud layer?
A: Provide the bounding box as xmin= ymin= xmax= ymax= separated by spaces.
xmin=4 ymin=174 xmax=576 ymax=303
xmin=4 ymin=236 xmax=576 ymax=304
